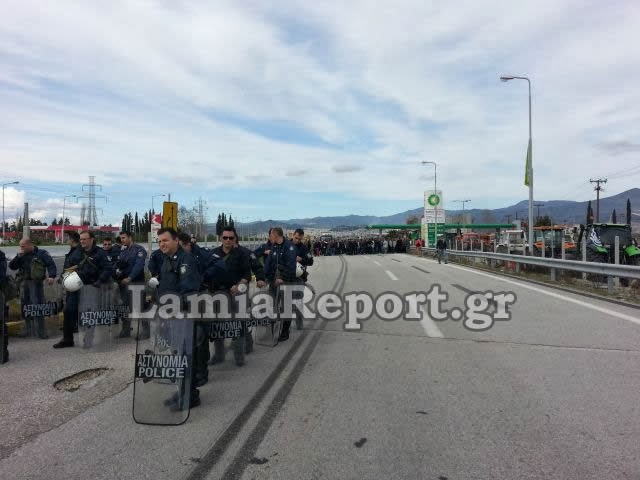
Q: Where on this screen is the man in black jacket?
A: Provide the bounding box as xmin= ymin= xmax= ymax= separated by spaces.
xmin=292 ymin=229 xmax=313 ymax=330
xmin=436 ymin=236 xmax=448 ymax=264
xmin=264 ymin=228 xmax=297 ymax=341
xmin=9 ymin=238 xmax=57 ymax=338
xmin=54 ymin=230 xmax=110 ymax=348
xmin=208 ymin=226 xmax=251 ymax=366
xmin=236 ymin=237 xmax=265 ymax=353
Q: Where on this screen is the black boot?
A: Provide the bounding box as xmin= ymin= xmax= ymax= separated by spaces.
xmin=118 ymin=318 xmax=131 ymax=338
xmin=245 ymin=330 xmax=254 ymax=354
xmin=208 ymin=339 xmax=225 ymax=365
xmin=278 ymin=320 xmax=291 ymax=342
xmin=232 ymin=336 xmax=245 ymax=366
xmin=53 ymin=339 xmax=74 ymax=349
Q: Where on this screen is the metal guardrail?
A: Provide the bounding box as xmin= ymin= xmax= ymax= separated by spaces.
xmin=413 ymin=246 xmax=640 ymax=294
xmin=419 ymin=247 xmax=640 ymax=279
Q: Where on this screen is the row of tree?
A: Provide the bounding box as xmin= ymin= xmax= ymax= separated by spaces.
xmin=2 ymin=218 xmax=56 ymax=231
xmin=117 ymin=209 xmax=239 ymax=242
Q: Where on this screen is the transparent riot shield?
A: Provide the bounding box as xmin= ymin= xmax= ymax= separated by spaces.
xmin=20 ymin=280 xmax=58 ymax=338
xmin=1 ymin=292 xmax=7 ymax=364
xmin=78 ymin=284 xmax=118 ymax=351
xmin=132 ymin=313 xmax=193 ymax=425
xmin=253 ymin=285 xmax=282 ymax=347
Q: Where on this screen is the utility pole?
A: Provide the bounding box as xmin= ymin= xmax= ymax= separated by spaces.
xmin=534 ymin=203 xmax=545 ymax=220
xmin=197 ymin=197 xmax=204 ymax=240
xmin=589 ymin=178 xmax=607 ymax=222
xmin=505 ymin=214 xmax=513 ymax=223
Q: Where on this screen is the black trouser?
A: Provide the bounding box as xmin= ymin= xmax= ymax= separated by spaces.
xmin=63 ymin=291 xmax=79 ymax=342
xmin=268 ymin=283 xmax=292 ymax=337
xmin=194 ymin=321 xmax=210 ymax=381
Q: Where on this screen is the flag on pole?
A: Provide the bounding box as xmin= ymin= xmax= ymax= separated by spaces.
xmin=524 ymin=139 xmax=532 ymax=186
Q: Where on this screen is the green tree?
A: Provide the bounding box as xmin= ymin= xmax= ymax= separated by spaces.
xmin=535 ymin=215 xmax=552 ymax=227
xmin=215 ymin=214 xmax=222 ymax=236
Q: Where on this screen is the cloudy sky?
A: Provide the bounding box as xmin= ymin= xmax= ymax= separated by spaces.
xmin=1 ymin=0 xmax=639 ymax=226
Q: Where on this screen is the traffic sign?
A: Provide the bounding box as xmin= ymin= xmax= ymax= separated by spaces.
xmin=162 ymin=202 xmax=178 ymax=230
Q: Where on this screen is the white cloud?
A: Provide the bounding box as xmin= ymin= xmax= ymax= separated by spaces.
xmin=0 ymin=0 xmax=639 ymax=218
xmin=1 ymin=187 xmax=25 ymax=214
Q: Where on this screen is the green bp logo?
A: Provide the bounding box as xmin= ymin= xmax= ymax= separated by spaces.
xmin=427 ymin=194 xmax=440 ymax=206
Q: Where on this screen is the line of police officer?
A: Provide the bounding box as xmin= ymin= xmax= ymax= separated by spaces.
xmin=3 ymin=225 xmax=312 ymax=410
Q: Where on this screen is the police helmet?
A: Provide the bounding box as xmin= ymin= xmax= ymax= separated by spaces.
xmin=63 ymin=271 xmax=83 ymax=292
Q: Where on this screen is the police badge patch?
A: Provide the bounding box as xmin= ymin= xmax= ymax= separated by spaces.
xmin=138 ymin=251 xmax=144 ymax=257
xmin=289 ymin=246 xmax=294 ymax=251
xmin=180 ymin=264 xmax=188 ymax=275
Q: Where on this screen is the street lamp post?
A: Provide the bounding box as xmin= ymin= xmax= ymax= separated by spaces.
xmin=2 ymin=180 xmax=19 ymax=242
xmin=500 ymin=74 xmax=533 ymax=255
xmin=421 ymin=161 xmax=438 ymax=246
xmin=453 ymin=199 xmax=471 ymax=227
xmin=60 ymin=195 xmax=77 ymax=243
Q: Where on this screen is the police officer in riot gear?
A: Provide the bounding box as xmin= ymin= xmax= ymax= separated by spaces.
xmin=291 ymin=228 xmax=313 ymax=330
xmin=236 ymin=237 xmax=265 ymax=353
xmin=264 ymin=227 xmax=297 ymax=341
xmin=155 ymin=227 xmax=202 ymax=409
xmin=9 ymin=238 xmax=57 ymax=338
xmin=177 ymin=232 xmax=225 ymax=386
xmin=101 ymin=237 xmax=119 ymax=277
xmin=54 ymin=230 xmax=110 ymax=348
xmin=208 ymin=226 xmax=251 ymax=366
xmin=116 ymin=231 xmax=148 ymax=339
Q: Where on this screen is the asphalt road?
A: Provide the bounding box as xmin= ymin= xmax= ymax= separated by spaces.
xmin=1 ymin=253 xmax=639 ymax=479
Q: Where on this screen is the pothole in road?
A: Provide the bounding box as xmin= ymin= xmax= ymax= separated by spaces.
xmin=54 ymin=367 xmax=112 ymax=392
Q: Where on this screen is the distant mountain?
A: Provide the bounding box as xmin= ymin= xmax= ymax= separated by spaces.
xmin=218 ymin=188 xmax=640 ymax=234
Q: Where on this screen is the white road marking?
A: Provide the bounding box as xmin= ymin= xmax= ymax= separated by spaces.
xmin=373 ymin=260 xmax=382 ymax=266
xmin=445 ymin=263 xmax=640 ymax=326
xmin=420 ymin=306 xmax=444 ymax=338
xmin=385 ymin=270 xmax=398 ymax=281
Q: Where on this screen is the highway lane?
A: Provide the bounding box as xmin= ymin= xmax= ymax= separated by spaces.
xmin=1 ymin=254 xmax=639 ymax=479
xmin=239 ymin=254 xmax=640 ymax=480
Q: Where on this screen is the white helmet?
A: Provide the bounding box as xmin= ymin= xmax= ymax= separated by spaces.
xmin=296 ymin=262 xmax=304 ymax=278
xmin=63 ymin=271 xmax=83 ymax=292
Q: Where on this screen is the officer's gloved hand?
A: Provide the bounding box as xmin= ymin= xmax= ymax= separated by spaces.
xmin=148 ymin=277 xmax=159 ymax=289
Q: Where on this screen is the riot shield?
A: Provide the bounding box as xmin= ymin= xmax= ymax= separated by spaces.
xmin=1 ymin=292 xmax=7 ymax=364
xmin=20 ymin=280 xmax=57 ymax=338
xmin=78 ymin=284 xmax=118 ymax=352
xmin=132 ymin=313 xmax=193 ymax=425
xmin=253 ymin=285 xmax=282 ymax=347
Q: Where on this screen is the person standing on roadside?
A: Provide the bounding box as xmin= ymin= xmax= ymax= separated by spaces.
xmin=9 ymin=238 xmax=57 ymax=339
